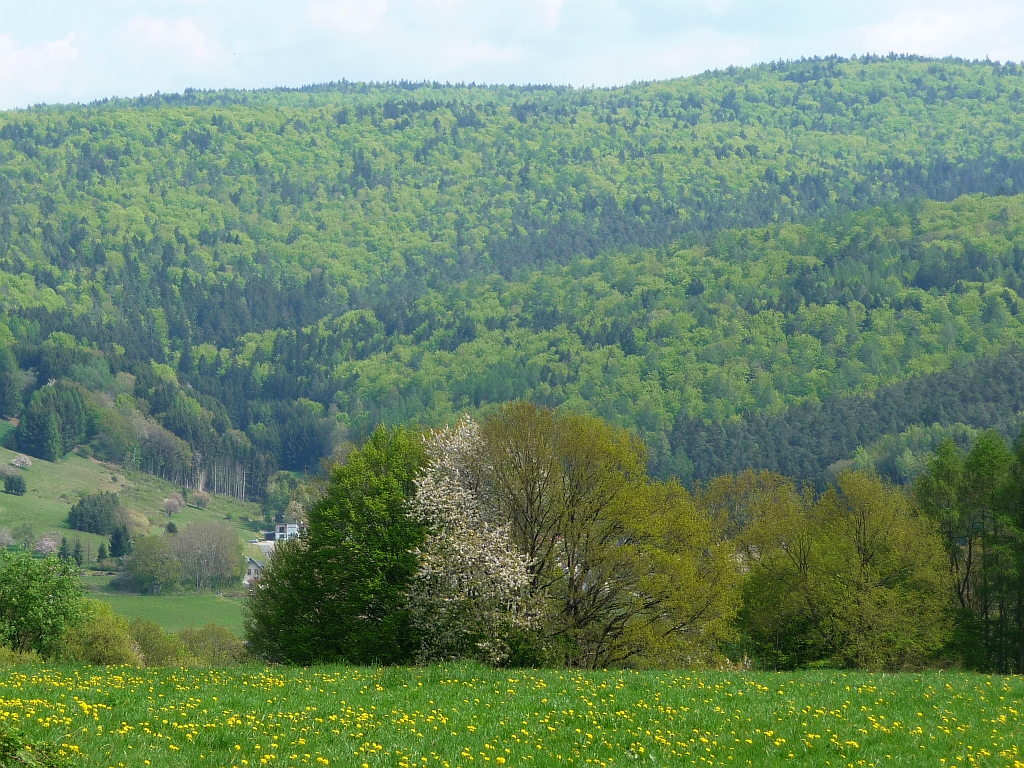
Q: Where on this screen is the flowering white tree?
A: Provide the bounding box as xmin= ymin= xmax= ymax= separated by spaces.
xmin=33 ymin=532 xmax=59 ymax=556
xmin=407 ymin=416 xmax=535 ymax=664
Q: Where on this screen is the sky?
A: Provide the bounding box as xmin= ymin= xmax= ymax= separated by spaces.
xmin=1 ymin=0 xmax=1024 ymax=109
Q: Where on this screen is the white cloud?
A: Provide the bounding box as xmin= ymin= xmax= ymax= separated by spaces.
xmin=434 ymin=39 xmax=525 ymax=68
xmin=854 ymin=0 xmax=1023 ymax=60
xmin=125 ymin=16 xmax=222 ymax=64
xmin=529 ymin=0 xmax=565 ymax=30
xmin=0 ymin=33 xmax=79 ymax=105
xmin=307 ymin=0 xmax=390 ymax=34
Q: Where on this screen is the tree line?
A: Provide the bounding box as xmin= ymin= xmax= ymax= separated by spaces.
xmin=6 ymin=59 xmax=1024 ymax=495
xmin=245 ymin=402 xmax=1024 ymax=672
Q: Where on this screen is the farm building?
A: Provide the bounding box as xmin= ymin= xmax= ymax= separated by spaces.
xmin=243 ymin=557 xmax=263 ymax=586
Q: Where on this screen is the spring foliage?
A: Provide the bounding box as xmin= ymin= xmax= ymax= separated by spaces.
xmin=407 ymin=417 xmax=535 ymax=665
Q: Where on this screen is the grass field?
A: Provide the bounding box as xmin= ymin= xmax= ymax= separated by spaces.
xmin=1 ymin=665 xmax=1022 ymax=768
xmin=84 ymin=591 xmax=245 ymax=635
xmin=0 ymin=419 xmax=264 ymax=559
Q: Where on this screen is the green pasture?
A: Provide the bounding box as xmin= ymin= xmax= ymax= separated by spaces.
xmin=2 ymin=665 xmax=1022 ymax=767
xmin=0 ymin=419 xmax=264 ymax=558
xmin=86 ymin=591 xmax=245 ymax=635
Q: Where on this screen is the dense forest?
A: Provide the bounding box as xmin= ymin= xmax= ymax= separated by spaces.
xmin=5 ymin=55 xmax=1024 ymax=496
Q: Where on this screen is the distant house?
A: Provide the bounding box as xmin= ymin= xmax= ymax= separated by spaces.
xmin=275 ymin=522 xmax=301 ymax=541
xmin=243 ymin=557 xmax=263 ymax=586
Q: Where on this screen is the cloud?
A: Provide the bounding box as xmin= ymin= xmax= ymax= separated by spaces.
xmin=528 ymin=0 xmax=565 ymax=30
xmin=125 ymin=16 xmax=222 ymax=64
xmin=0 ymin=33 xmax=79 ymax=105
xmin=307 ymin=0 xmax=390 ymax=34
xmin=854 ymin=0 xmax=1023 ymax=60
xmin=434 ymin=39 xmax=525 ymax=68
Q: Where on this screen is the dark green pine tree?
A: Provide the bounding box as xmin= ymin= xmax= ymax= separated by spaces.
xmin=57 ymin=537 xmax=71 ymax=561
xmin=72 ymin=538 xmax=84 ymax=566
xmin=0 ymin=346 xmax=21 ymax=418
xmin=109 ymin=525 xmax=132 ymax=558
xmin=97 ymin=542 xmax=108 ymax=561
xmin=42 ymin=412 xmax=62 ymax=462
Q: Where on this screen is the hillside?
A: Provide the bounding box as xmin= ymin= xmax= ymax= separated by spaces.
xmin=0 ymin=426 xmax=260 ymax=544
xmin=4 ymin=55 xmax=1024 ymax=488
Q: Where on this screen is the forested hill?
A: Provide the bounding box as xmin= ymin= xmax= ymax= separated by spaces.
xmin=4 ymin=55 xmax=1024 ymax=494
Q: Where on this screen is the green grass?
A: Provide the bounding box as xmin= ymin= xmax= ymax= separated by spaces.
xmin=0 ymin=419 xmax=264 ymax=558
xmin=84 ymin=591 xmax=245 ymax=635
xmin=1 ymin=665 xmax=1022 ymax=768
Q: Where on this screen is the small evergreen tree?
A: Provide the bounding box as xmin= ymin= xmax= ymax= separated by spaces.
xmin=96 ymin=542 xmax=108 ymax=561
xmin=4 ymin=474 xmax=26 ymax=496
xmin=109 ymin=525 xmax=132 ymax=559
xmin=57 ymin=537 xmax=71 ymax=561
xmin=72 ymin=538 xmax=84 ymax=566
xmin=67 ymin=492 xmax=120 ymax=535
xmin=0 ymin=346 xmax=21 ymax=418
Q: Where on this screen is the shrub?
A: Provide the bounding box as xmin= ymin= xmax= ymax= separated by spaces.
xmin=0 ymin=551 xmax=83 ymax=657
xmin=0 ymin=720 xmax=66 ymax=767
xmin=178 ymin=624 xmax=247 ymax=665
xmin=4 ymin=474 xmax=26 ymax=495
xmin=63 ymin=600 xmax=140 ymax=665
xmin=191 ymin=491 xmax=210 ymax=509
xmin=129 ymin=618 xmax=184 ymax=666
xmin=0 ymin=646 xmax=39 ymax=667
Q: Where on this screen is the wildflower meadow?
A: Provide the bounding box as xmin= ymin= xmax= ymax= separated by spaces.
xmin=1 ymin=664 xmax=1023 ymax=768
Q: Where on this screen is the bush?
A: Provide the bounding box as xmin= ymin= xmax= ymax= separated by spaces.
xmin=0 ymin=551 xmax=83 ymax=657
xmin=4 ymin=474 xmax=26 ymax=495
xmin=129 ymin=618 xmax=184 ymax=666
xmin=178 ymin=624 xmax=247 ymax=665
xmin=0 ymin=646 xmax=39 ymax=667
xmin=0 ymin=720 xmax=66 ymax=767
xmin=191 ymin=491 xmax=210 ymax=509
xmin=67 ymin=491 xmax=121 ymax=535
xmin=63 ymin=600 xmax=140 ymax=665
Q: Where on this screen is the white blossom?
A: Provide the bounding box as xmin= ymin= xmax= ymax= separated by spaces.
xmin=407 ymin=415 xmax=536 ymax=664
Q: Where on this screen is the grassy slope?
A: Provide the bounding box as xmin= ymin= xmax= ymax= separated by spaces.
xmin=0 ymin=419 xmax=262 ymax=633
xmin=0 ymin=420 xmax=261 ymax=547
xmin=1 ymin=664 xmax=1021 ymax=767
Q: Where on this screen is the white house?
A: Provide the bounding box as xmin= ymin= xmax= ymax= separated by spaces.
xmin=275 ymin=522 xmax=301 ymax=541
xmin=243 ymin=557 xmax=264 ymax=586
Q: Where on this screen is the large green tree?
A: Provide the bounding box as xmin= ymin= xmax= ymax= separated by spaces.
xmin=123 ymin=536 xmax=181 ymax=594
xmin=739 ymin=470 xmax=952 ymax=670
xmin=244 ymin=425 xmax=427 ymax=664
xmin=480 ymin=402 xmax=738 ymax=668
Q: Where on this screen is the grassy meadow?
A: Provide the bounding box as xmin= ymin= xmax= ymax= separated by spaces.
xmin=1 ymin=664 xmax=1022 ymax=768
xmin=0 ymin=419 xmax=264 ymax=634
xmin=0 ymin=422 xmax=262 ymax=552
xmin=81 ymin=590 xmax=246 ymax=635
